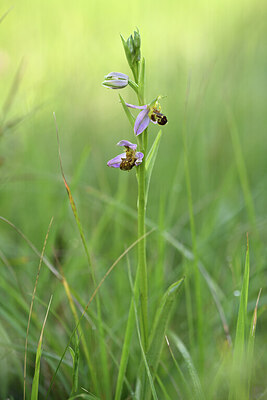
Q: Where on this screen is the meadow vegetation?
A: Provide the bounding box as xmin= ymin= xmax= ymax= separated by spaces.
xmin=0 ymin=1 xmax=266 ymax=399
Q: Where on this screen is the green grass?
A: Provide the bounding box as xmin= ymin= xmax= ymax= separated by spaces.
xmin=0 ymin=0 xmax=267 ymax=399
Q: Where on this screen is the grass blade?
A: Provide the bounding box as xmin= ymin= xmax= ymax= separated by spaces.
xmin=114 ymin=298 xmax=136 ymax=400
xmin=23 ymin=218 xmax=53 ymax=400
xmin=142 ymin=278 xmax=184 ymax=400
xmin=165 ymin=335 xmax=192 ymax=399
xmin=169 ymin=332 xmax=205 ymax=400
xmin=149 ymin=280 xmax=184 ymax=366
xmin=69 ymin=331 xmax=80 ymax=396
xmin=183 ymin=261 xmax=194 ymax=353
xmin=61 ymin=274 xmax=98 ymax=394
xmin=31 ymin=296 xmax=53 ymax=400
xmin=247 ymin=288 xmax=262 ymax=396
xmin=127 ymin=261 xmax=159 ymax=400
xmin=227 ymin=109 xmax=256 ymax=228
xmin=155 ymin=374 xmax=172 ymax=400
xmin=228 ymin=235 xmax=250 ymax=400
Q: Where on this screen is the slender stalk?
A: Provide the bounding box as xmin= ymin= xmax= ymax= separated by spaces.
xmin=137 ymin=132 xmax=148 ymax=350
xmin=183 ymin=261 xmax=194 ymax=353
xmin=136 ymin=69 xmax=148 ymax=351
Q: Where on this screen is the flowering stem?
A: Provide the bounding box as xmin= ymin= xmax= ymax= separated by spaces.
xmin=135 ymin=80 xmax=148 ymax=350
xmin=136 ymin=132 xmax=148 ymax=350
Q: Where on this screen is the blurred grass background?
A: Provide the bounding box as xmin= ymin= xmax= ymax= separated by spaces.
xmin=0 ymin=0 xmax=267 ymax=398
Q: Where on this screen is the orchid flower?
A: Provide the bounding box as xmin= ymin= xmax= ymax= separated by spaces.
xmin=126 ymin=98 xmax=168 ymax=135
xmin=107 ymin=140 xmax=144 ymax=171
xmin=102 ymin=72 xmax=129 ymax=89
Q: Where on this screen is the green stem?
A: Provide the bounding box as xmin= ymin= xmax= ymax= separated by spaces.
xmin=137 ymin=132 xmax=148 ymax=350
xmin=136 ymin=70 xmax=148 ymax=351
xmin=114 ymin=142 xmax=148 ymax=399
xmin=183 ymin=261 xmax=195 ymax=354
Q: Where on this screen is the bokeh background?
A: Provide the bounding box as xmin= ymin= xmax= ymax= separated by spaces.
xmin=0 ymin=0 xmax=266 ymax=398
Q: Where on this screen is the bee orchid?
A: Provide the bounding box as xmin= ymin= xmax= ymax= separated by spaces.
xmin=107 ymin=140 xmax=144 ymax=171
xmin=126 ymin=98 xmax=168 ymax=135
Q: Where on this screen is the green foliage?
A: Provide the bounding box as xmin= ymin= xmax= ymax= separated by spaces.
xmin=31 ymin=297 xmax=52 ymax=400
xmin=67 ymin=394 xmax=100 ymax=400
xmin=170 ymin=332 xmax=205 ymax=400
xmin=247 ymin=289 xmax=261 ymax=396
xmin=69 ymin=332 xmax=80 ymax=396
xmin=148 ymin=279 xmax=184 ymax=368
xmin=142 ymin=278 xmax=184 ymax=399
xmin=0 ymin=1 xmax=266 ymax=399
xmin=145 ymin=129 xmax=162 ymax=203
xmin=228 ymin=238 xmax=255 ymax=400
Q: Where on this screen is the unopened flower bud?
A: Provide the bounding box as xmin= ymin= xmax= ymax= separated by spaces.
xmin=121 ymin=29 xmax=141 ymax=73
xmin=133 ymin=30 xmax=141 ymax=61
xmin=102 ymin=72 xmax=129 ymax=89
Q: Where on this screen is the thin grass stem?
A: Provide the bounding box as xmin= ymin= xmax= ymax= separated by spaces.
xmin=23 ymin=217 xmax=53 ymax=400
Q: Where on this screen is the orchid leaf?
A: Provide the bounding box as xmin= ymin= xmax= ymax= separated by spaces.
xmin=145 ymin=129 xmax=162 ymax=201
